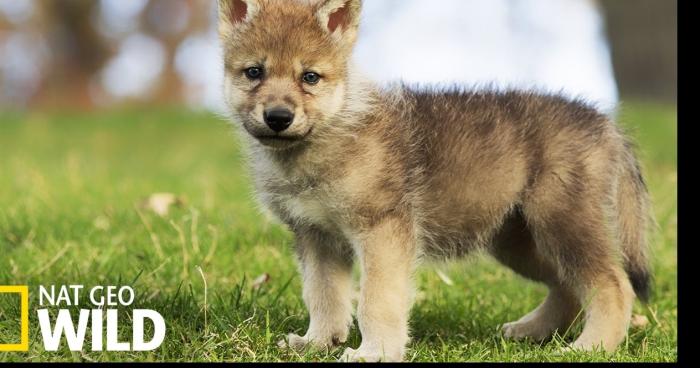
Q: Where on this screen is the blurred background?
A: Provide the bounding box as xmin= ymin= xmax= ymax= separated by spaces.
xmin=0 ymin=0 xmax=677 ymax=112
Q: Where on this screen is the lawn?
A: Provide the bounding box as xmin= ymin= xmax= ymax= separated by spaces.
xmin=0 ymin=101 xmax=677 ymax=362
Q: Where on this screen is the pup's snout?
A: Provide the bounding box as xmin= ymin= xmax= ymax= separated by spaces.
xmin=264 ymin=108 xmax=295 ymax=132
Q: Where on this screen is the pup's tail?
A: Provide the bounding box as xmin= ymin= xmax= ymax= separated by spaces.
xmin=616 ymin=142 xmax=653 ymax=303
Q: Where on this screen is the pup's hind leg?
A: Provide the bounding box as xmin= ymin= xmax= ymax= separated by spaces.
xmin=568 ymin=267 xmax=634 ymax=352
xmin=502 ymin=288 xmax=580 ymax=341
xmin=522 ymin=180 xmax=635 ymax=352
xmin=490 ymin=215 xmax=581 ymax=341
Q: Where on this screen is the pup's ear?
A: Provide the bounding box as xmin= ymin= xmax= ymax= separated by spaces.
xmin=218 ymin=0 xmax=260 ymax=36
xmin=316 ymin=0 xmax=362 ymax=44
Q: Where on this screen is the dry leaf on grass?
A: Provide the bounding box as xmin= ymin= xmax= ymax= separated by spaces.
xmin=631 ymin=314 xmax=650 ymax=328
xmin=140 ymin=193 xmax=186 ymax=216
xmin=252 ymin=273 xmax=270 ymax=290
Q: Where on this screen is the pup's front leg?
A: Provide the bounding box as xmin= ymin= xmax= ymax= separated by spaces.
xmin=280 ymin=227 xmax=354 ymax=352
xmin=341 ymin=217 xmax=416 ymax=362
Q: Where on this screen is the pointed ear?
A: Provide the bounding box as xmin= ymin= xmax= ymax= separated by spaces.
xmin=316 ymin=0 xmax=362 ymax=42
xmin=218 ymin=0 xmax=260 ymax=36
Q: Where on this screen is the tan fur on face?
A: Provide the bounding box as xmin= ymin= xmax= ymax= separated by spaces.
xmin=219 ymin=0 xmax=362 ymax=150
xmin=218 ymin=0 xmax=653 ymax=362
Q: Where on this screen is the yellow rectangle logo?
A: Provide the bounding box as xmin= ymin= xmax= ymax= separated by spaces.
xmin=0 ymin=286 xmax=29 ymax=352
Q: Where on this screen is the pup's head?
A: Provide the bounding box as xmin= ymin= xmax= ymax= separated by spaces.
xmin=218 ymin=0 xmax=362 ymax=150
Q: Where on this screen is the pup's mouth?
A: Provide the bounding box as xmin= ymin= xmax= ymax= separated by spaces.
xmin=257 ymin=135 xmax=304 ymax=142
xmin=253 ymin=129 xmax=313 ymax=149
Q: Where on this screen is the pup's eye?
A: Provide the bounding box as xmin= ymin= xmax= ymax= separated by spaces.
xmin=244 ymin=67 xmax=264 ymax=80
xmin=302 ymin=72 xmax=321 ymax=85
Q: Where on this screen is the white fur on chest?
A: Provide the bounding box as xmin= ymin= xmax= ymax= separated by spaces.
xmin=252 ymin=149 xmax=349 ymax=232
xmin=283 ymin=194 xmax=336 ymax=229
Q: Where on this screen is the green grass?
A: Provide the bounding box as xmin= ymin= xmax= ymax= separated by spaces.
xmin=0 ymin=101 xmax=677 ymax=362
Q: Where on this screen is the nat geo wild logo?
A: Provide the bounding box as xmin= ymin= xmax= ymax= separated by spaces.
xmin=1 ymin=285 xmax=165 ymax=353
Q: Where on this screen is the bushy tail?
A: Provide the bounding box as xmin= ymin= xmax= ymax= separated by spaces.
xmin=617 ymin=144 xmax=653 ymax=303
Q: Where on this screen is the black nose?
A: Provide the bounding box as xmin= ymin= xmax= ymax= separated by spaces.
xmin=264 ymin=108 xmax=295 ymax=132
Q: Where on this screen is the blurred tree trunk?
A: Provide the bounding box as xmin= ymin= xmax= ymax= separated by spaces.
xmin=600 ymin=0 xmax=677 ymax=102
xmin=35 ymin=0 xmax=112 ymax=108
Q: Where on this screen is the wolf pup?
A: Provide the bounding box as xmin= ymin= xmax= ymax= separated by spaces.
xmin=217 ymin=0 xmax=652 ymax=362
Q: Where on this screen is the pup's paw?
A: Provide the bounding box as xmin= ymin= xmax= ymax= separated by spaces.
xmin=277 ymin=332 xmax=346 ymax=352
xmin=552 ymin=343 xmax=607 ymax=356
xmin=277 ymin=333 xmax=311 ymax=351
xmin=502 ymin=320 xmax=553 ymax=342
xmin=550 ymin=345 xmax=575 ymax=357
xmin=570 ymin=338 xmax=609 ymax=353
xmin=339 ymin=346 xmax=403 ymax=362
